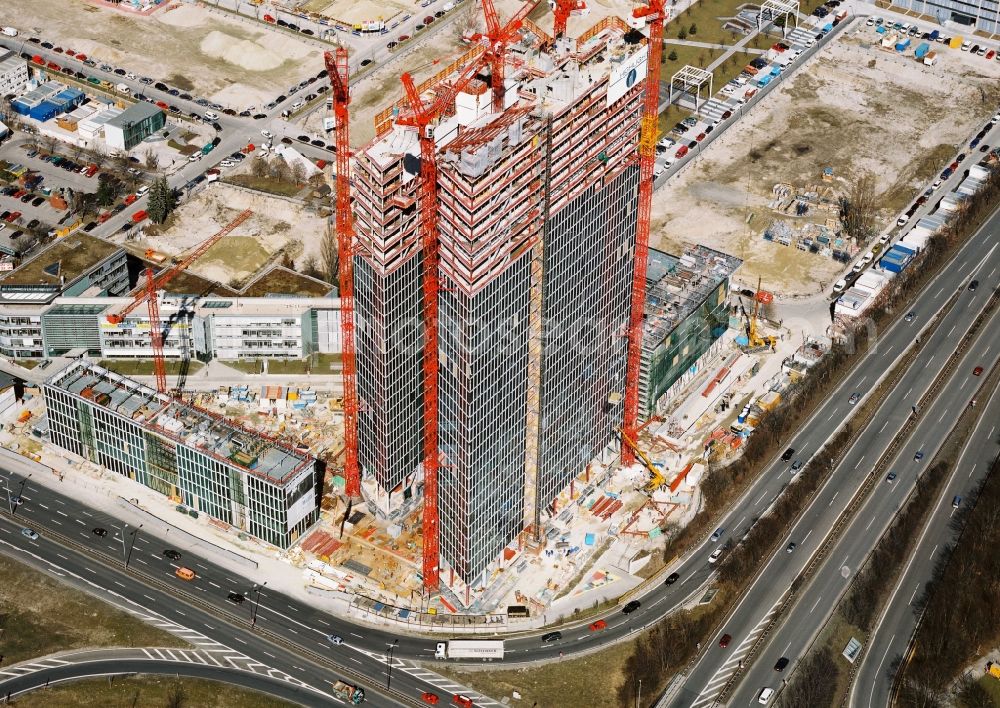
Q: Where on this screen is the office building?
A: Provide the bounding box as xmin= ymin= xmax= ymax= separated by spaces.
xmin=43 ymin=360 xmax=320 ymax=548
xmin=103 ymin=101 xmax=165 ymax=151
xmin=353 ymin=17 xmax=647 ymax=600
xmin=890 ymin=0 xmax=999 ymax=34
xmin=0 ymin=49 xmax=29 ymax=96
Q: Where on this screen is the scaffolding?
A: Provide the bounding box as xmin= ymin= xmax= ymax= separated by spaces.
xmin=667 ymin=65 xmax=713 ymax=115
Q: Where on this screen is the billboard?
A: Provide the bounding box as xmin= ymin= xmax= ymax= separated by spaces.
xmin=607 ymin=45 xmax=648 ymax=106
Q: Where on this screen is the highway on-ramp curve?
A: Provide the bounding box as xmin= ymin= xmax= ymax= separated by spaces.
xmin=0 ymin=647 xmax=334 ymax=706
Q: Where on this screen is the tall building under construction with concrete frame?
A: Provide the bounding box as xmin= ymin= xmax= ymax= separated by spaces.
xmin=352 ymin=17 xmax=649 ymax=604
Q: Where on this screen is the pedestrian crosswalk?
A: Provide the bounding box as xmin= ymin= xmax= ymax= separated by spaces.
xmin=353 ymin=646 xmax=505 ymax=707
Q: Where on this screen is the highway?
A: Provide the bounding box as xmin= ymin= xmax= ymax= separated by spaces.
xmin=848 ymin=383 xmax=1000 ymax=708
xmin=0 ymin=647 xmax=335 ymax=706
xmin=724 ymin=301 xmax=1000 ymax=708
xmin=662 ymin=205 xmax=1000 ymax=708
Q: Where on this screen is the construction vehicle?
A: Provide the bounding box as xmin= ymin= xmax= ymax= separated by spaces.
xmin=738 ymin=277 xmax=778 ymax=352
xmin=105 ymin=209 xmax=252 ymax=393
xmin=618 ymin=427 xmax=666 ymax=493
xmin=331 ymin=680 xmax=365 ymax=704
xmin=987 ymin=661 xmax=1000 ymax=680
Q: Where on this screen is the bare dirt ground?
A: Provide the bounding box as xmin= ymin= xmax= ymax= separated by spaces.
xmin=303 ymin=0 xmax=411 ymax=24
xmin=651 ymin=27 xmax=1000 ymax=295
xmin=127 ymin=183 xmax=326 ymax=288
xmin=0 ymin=1 xmax=323 ymax=109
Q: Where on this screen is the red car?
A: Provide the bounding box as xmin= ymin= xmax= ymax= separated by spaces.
xmin=988 ymin=50 xmax=996 ymax=60
xmin=675 ymin=145 xmax=689 ymax=158
xmin=452 ymin=695 xmax=473 ymax=708
xmin=76 ymin=53 xmax=87 ymax=62
xmin=399 ymin=34 xmax=410 ymax=41
xmin=589 ymin=619 xmax=607 ymax=631
xmin=973 ymin=366 xmax=983 ymax=376
xmin=949 ymin=161 xmax=959 ymax=171
xmin=424 ymin=15 xmax=435 ymax=23
xmin=12 ymin=190 xmax=26 ymax=199
xmin=65 ymin=50 xmax=76 ymax=57
xmin=719 ymin=633 xmax=732 ymax=648
xmin=53 ymin=47 xmax=64 ymax=53
xmin=421 ymin=693 xmax=440 ymax=705
xmin=47 ymin=62 xmax=60 ymax=70
xmin=696 ymin=132 xmax=707 ymax=142
xmin=5 ymin=212 xmax=21 ymax=223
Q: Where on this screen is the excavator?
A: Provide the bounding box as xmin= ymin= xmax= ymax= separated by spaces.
xmin=618 ymin=427 xmax=666 ymax=494
xmin=739 ymin=277 xmax=778 ymax=352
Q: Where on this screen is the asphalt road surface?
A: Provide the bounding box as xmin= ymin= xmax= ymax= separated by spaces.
xmin=725 ymin=304 xmax=1000 ymax=708
xmin=848 ymin=387 xmax=1000 ymax=708
xmin=0 ymin=647 xmax=334 ymax=706
xmin=665 ymin=206 xmax=1000 ymax=708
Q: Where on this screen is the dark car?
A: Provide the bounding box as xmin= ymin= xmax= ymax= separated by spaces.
xmin=163 ymin=549 xmax=182 ymax=561
xmin=253 ymin=113 xmax=266 ymax=120
xmin=276 ymin=94 xmax=287 ymax=103
xmin=622 ymin=600 xmax=641 ymax=614
xmin=31 ymin=197 xmax=44 ymax=207
xmin=774 ymin=657 xmax=789 ymax=672
xmin=154 ymin=82 xmax=168 ymax=90
xmin=26 ymin=219 xmax=39 ymax=229
xmin=179 ymin=92 xmax=192 ymax=100
xmin=541 ymin=631 xmax=562 ymax=642
xmin=361 ymin=59 xmax=373 ymax=67
xmin=664 ymin=572 xmax=680 ymax=585
xmin=168 ymin=88 xmax=180 ymax=96
xmin=20 ymin=194 xmax=33 ymax=203
xmin=92 ymin=527 xmax=108 ymax=537
xmin=781 ymin=447 xmax=795 ymax=461
xmin=83 ymin=221 xmax=97 ymax=231
xmin=968 ymin=279 xmax=979 ymax=291
xmin=41 ymin=41 xmax=54 ymax=49
xmin=227 ymin=592 xmax=246 ymax=604
xmin=311 ymin=138 xmax=325 ymax=146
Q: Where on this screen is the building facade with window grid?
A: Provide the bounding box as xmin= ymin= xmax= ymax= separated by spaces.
xmin=42 ymin=361 xmax=319 ymax=548
xmin=357 ymin=21 xmax=648 ymax=600
xmin=890 ymin=0 xmax=999 ymax=33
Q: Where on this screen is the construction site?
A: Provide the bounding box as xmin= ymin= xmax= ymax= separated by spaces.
xmin=10 ymin=0 xmax=818 ymax=618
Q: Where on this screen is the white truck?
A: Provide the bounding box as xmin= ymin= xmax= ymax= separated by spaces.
xmin=1 ymin=27 xmax=17 ymax=37
xmin=434 ymin=640 xmax=504 ymax=661
xmin=115 ymin=82 xmax=130 ymax=95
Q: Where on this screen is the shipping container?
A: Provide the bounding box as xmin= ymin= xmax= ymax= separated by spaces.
xmin=914 ymin=42 xmax=930 ymax=59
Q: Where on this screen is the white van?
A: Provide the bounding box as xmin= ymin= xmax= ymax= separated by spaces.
xmin=204 ymin=110 xmax=219 ymax=121
xmin=1 ymin=26 xmax=18 ymax=37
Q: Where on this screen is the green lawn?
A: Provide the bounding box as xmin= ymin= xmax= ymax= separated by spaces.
xmin=98 ymin=360 xmax=204 ymax=377
xmin=14 ymin=676 xmax=295 ymax=708
xmin=0 ymin=555 xmax=187 ymax=667
xmin=220 ymin=354 xmax=343 ymax=376
xmin=224 ymin=175 xmax=304 ymax=197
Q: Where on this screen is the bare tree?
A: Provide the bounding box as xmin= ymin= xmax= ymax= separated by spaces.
xmin=290 ymin=160 xmax=306 ymax=185
xmin=455 ymin=4 xmax=479 ymax=40
xmin=88 ymin=144 xmax=108 ymax=170
xmin=320 ymin=220 xmax=338 ymax=284
xmin=839 ymin=170 xmax=879 ymax=245
xmin=143 ymin=148 xmax=159 ymax=171
xmin=250 ymin=156 xmax=269 ymax=179
xmin=165 ymin=683 xmax=186 ymax=708
xmin=40 ymin=134 xmax=58 ymax=155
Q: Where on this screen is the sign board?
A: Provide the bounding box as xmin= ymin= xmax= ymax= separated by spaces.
xmin=843 ymin=637 xmax=862 ymax=664
xmin=607 ymin=45 xmax=648 ymax=106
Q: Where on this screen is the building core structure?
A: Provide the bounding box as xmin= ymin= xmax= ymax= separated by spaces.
xmin=352 ymin=17 xmax=649 ymax=604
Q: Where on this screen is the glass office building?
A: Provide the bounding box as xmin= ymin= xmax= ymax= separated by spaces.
xmin=43 ymin=360 xmax=319 ymax=548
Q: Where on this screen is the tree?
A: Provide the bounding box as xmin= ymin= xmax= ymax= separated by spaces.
xmin=689 ymin=23 xmax=697 ymax=35
xmin=165 ymin=684 xmax=185 ymax=708
xmin=290 ymin=160 xmax=306 ymax=185
xmin=838 ymin=171 xmax=879 ymax=245
xmin=144 ymin=149 xmax=159 ymax=171
xmin=668 ymin=50 xmax=679 ymax=61
xmin=320 ymin=221 xmax=338 ymax=284
xmin=95 ymin=174 xmax=122 ymax=207
xmin=147 ymin=176 xmax=176 ymax=224
xmin=301 ymin=255 xmax=323 ymax=281
xmin=455 ymin=4 xmax=479 ymax=40
xmin=677 ymin=27 xmax=687 ymax=40
xmin=251 ymin=156 xmax=269 ymax=179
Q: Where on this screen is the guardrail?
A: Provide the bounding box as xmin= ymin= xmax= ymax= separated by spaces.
xmin=710 ymin=288 xmax=1000 ymax=705
xmin=0 ymin=505 xmax=421 ymax=707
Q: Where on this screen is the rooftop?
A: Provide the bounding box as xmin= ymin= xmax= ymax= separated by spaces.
xmin=642 ymin=245 xmax=743 ymax=351
xmin=241 ymin=266 xmax=334 ymax=298
xmin=46 ymin=360 xmax=311 ymax=485
xmin=0 ymin=49 xmax=24 ymax=75
xmin=105 ymin=101 xmax=163 ymax=129
xmin=0 ymin=234 xmax=122 ymax=294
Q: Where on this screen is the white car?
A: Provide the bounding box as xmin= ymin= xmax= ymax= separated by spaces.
xmin=126 ymin=72 xmax=136 ymax=80
xmin=961 ymin=40 xmax=972 ymax=51
xmin=708 ymin=548 xmax=723 ymax=564
xmin=758 ymin=687 xmax=775 ymax=704
xmin=931 ymin=179 xmax=942 ymax=190
xmin=862 ymin=251 xmax=874 ymax=265
xmin=136 ymin=185 xmax=149 ymax=196
xmin=654 ymin=165 xmax=666 ymax=179
xmin=896 ymin=214 xmax=910 ymax=226
xmin=292 ymin=100 xmax=304 ymax=110
xmin=833 ymin=278 xmax=847 ymax=293
xmin=188 ymin=153 xmax=202 ymax=162
xmin=261 ymin=129 xmax=273 ymax=139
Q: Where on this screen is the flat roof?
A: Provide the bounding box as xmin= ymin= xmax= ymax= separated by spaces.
xmin=105 ymin=101 xmax=163 ymax=129
xmin=149 ymin=400 xmax=310 ymax=484
xmin=0 ymin=234 xmax=122 ymax=292
xmin=47 ymin=360 xmax=311 ymax=485
xmin=241 ymin=266 xmax=334 ymax=298
xmin=0 ymin=50 xmax=24 ymax=75
xmin=642 ymin=244 xmax=743 ymax=351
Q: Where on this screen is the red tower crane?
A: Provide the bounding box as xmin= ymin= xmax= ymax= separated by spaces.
xmin=398 ymin=58 xmax=489 ymax=592
xmin=552 ymin=0 xmax=578 ymax=38
xmin=479 ymin=0 xmax=539 ymax=113
xmin=324 ymin=49 xmax=361 ymax=499
xmin=622 ymin=0 xmax=668 ymax=467
xmin=106 ymin=209 xmax=254 ymax=394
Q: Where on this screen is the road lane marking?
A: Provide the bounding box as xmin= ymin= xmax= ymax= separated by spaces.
xmin=868 ymin=636 xmax=896 ymax=708
xmin=934 ymin=286 xmax=944 ymax=298
xmin=56 ymin=553 xmax=68 ymax=560
xmin=803 ymin=529 xmax=813 ymax=544
xmin=908 ymin=584 xmax=920 ymax=605
xmin=38 ymin=503 xmax=48 ymax=510
xmin=209 ymin=581 xmax=221 ymax=588
xmin=947 ymin=325 xmax=956 ymax=336
xmin=233 ymin=636 xmax=247 ymax=645
xmin=56 ymin=510 xmax=67 ymax=517
xmin=855 ymin=455 xmax=865 ymax=469
xmin=810 ymin=596 xmax=823 ymax=613
xmin=144 ymin=594 xmax=156 ymax=602
xmin=866 ymin=515 xmax=877 ymax=530
xmin=75 ymin=519 xmax=86 ymax=525
xmin=755 ymin=490 xmax=768 ymax=505
xmin=829 ymin=491 xmax=839 ymax=507
xmin=929 ymin=543 xmax=938 ymax=560
xmin=879 ymin=420 xmax=889 ymax=433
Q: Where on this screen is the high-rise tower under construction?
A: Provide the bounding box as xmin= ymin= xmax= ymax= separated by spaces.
xmin=351 ymin=15 xmax=649 ymax=604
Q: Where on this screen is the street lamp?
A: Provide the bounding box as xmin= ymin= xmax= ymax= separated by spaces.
xmin=251 ymin=581 xmax=267 ymax=628
xmin=122 ymin=524 xmax=142 ymax=570
xmin=385 ymin=639 xmax=399 ymax=690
